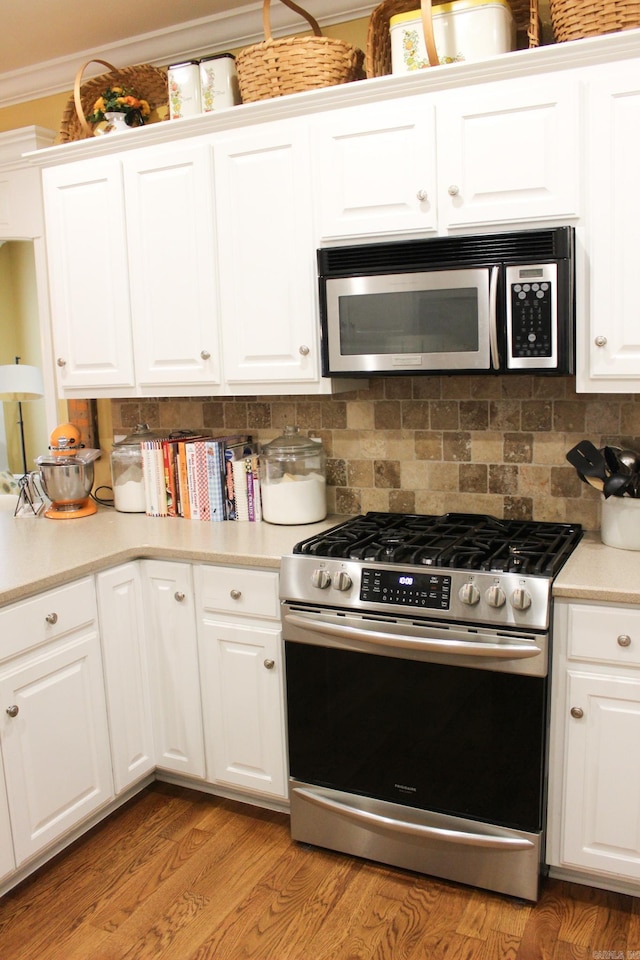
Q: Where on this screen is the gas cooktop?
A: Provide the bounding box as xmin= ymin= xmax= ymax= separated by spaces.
xmin=282 ymin=513 xmax=583 ymax=630
xmin=293 ymin=512 xmax=583 ymax=577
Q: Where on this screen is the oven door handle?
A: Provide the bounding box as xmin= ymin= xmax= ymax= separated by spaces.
xmin=293 ymin=787 xmax=535 ymax=851
xmin=284 ymin=612 xmax=542 ymax=660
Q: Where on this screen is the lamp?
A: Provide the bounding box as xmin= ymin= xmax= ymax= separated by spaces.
xmin=0 ymin=357 xmax=44 ymax=476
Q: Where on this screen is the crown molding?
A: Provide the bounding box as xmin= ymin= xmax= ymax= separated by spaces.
xmin=0 ymin=1 xmax=376 ymax=108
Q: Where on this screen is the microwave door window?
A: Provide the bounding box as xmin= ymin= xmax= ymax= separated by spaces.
xmin=337 ymin=288 xmax=482 ymax=367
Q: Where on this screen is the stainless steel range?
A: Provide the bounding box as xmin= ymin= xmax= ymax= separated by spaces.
xmin=280 ymin=511 xmax=583 ymax=902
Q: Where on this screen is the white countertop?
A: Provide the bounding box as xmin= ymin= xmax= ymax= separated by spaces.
xmin=0 ymin=507 xmax=341 ymax=607
xmin=1 ymin=507 xmax=639 ymax=609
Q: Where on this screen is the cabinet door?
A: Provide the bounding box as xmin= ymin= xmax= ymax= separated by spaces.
xmin=42 ymin=157 xmax=135 ymax=390
xmin=313 ymin=98 xmax=437 ymax=239
xmin=96 ymin=563 xmax=155 ymax=793
xmin=581 ymin=65 xmax=640 ymax=388
xmin=561 ymin=670 xmax=640 ymax=880
xmin=0 ymin=748 xmax=15 ymax=882
xmin=124 ymin=142 xmax=221 ymax=388
xmin=214 ymin=122 xmax=319 ymax=387
xmin=141 ymin=560 xmax=205 ymax=778
xmin=0 ymin=632 xmax=114 ymax=865
xmin=437 ymin=76 xmax=581 ymax=229
xmin=198 ymin=619 xmax=287 ymax=798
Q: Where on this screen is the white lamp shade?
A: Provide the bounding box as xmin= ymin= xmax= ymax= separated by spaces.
xmin=0 ymin=364 xmax=44 ymax=401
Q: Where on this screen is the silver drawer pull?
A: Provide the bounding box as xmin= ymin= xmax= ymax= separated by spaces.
xmin=230 ymin=589 xmax=242 ymax=600
xmin=6 ymin=705 xmax=19 ymax=718
xmin=570 ymin=706 xmax=584 ymax=719
xmin=45 ymin=612 xmax=58 ymax=625
xmin=617 ymin=634 xmax=632 ymax=647
xmin=174 ymin=591 xmax=185 ymax=602
xmin=264 ymin=659 xmax=275 ymax=670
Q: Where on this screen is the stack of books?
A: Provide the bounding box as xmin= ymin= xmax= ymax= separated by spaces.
xmin=140 ymin=434 xmax=260 ymax=521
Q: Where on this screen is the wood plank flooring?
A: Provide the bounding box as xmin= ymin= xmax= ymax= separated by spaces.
xmin=0 ymin=782 xmax=638 ymax=960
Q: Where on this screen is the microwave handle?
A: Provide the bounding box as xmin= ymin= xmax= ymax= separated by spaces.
xmin=489 ymin=265 xmax=500 ymax=370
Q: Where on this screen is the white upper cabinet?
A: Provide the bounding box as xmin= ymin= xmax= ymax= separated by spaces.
xmin=313 ymin=98 xmax=438 ymax=239
xmin=314 ymin=76 xmax=580 ymax=241
xmin=578 ymin=62 xmax=640 ymax=391
xmin=123 ymin=142 xmax=221 ymax=388
xmin=436 ymin=75 xmax=581 ymax=229
xmin=43 ymin=157 xmax=135 ymax=391
xmin=214 ymin=120 xmax=321 ymax=389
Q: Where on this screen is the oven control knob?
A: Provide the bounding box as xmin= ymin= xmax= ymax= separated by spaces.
xmin=332 ymin=571 xmax=353 ymax=592
xmin=511 ymin=587 xmax=532 ymax=611
xmin=458 ymin=582 xmax=480 ymax=605
xmin=485 ymin=584 xmax=506 ymax=608
xmin=311 ymin=568 xmax=332 ymax=589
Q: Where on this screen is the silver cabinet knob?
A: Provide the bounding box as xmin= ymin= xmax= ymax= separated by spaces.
xmin=511 ymin=588 xmax=532 ymax=611
xmin=416 ymin=189 xmax=428 ymax=202
xmin=448 ymin=184 xmax=460 ymax=197
xmin=45 ymin=612 xmax=58 ymax=625
xmin=230 ymin=589 xmax=242 ymax=600
xmin=299 ymin=345 xmax=310 ymax=356
xmin=174 ymin=591 xmax=185 ymax=602
xmin=200 ymin=350 xmax=211 ymax=360
xmin=570 ymin=706 xmax=584 ymax=719
xmin=594 ymin=336 xmax=607 ymax=347
xmin=459 ymin=582 xmax=480 ymax=606
xmin=617 ymin=634 xmax=632 ymax=647
xmin=485 ymin=584 xmax=506 ymax=609
xmin=56 ymin=357 xmax=66 ymax=367
xmin=6 ymin=705 xmax=19 ymax=718
xmin=264 ymin=659 xmax=275 ymax=670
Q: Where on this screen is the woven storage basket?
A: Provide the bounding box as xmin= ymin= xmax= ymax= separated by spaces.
xmin=366 ymin=0 xmax=539 ymax=78
xmin=549 ymin=0 xmax=640 ymax=41
xmin=59 ymin=60 xmax=168 ymax=143
xmin=236 ymin=0 xmax=365 ymax=103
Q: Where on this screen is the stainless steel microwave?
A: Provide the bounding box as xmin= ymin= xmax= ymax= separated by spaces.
xmin=318 ymin=227 xmax=575 ymax=377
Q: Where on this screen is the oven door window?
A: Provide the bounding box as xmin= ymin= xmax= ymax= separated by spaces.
xmin=285 ymin=642 xmax=546 ymax=834
xmin=325 ymin=268 xmax=491 ymax=374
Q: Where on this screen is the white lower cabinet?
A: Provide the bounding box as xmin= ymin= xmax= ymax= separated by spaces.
xmin=195 ymin=565 xmax=288 ymax=799
xmin=0 ymin=579 xmax=114 ymax=866
xmin=0 ymin=749 xmax=14 ymax=882
xmin=141 ymin=560 xmax=205 ymax=779
xmin=96 ymin=563 xmax=155 ymax=793
xmin=548 ymin=600 xmax=640 ymax=889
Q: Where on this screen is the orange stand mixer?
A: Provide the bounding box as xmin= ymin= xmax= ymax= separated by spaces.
xmin=35 ymin=423 xmax=101 ymax=519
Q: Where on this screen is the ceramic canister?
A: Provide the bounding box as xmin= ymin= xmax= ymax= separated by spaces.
xmin=168 ymin=61 xmax=202 ymax=119
xmin=199 ymin=53 xmax=241 ymax=112
xmin=390 ymin=0 xmax=516 ymax=71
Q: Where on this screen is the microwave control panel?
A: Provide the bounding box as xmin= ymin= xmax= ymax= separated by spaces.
xmin=506 ymin=263 xmax=558 ymax=369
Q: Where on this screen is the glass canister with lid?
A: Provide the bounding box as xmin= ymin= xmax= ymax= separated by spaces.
xmin=260 ymin=426 xmax=327 ymax=525
xmin=110 ymin=423 xmax=158 ymax=513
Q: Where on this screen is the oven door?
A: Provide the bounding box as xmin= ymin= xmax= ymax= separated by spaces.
xmin=321 ymin=266 xmax=499 ymax=375
xmin=282 ymin=603 xmax=548 ymax=900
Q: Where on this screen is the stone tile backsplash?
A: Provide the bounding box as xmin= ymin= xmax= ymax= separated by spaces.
xmin=110 ymin=375 xmax=640 ymax=531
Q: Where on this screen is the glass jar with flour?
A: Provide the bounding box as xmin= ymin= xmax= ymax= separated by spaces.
xmin=260 ymin=426 xmax=327 ymax=525
xmin=111 ymin=423 xmax=159 ymax=513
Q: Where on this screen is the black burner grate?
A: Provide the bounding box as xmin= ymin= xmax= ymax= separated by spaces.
xmin=294 ymin=512 xmax=583 ymax=577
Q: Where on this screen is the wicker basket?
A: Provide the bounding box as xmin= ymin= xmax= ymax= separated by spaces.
xmin=366 ymin=0 xmax=539 ymax=78
xmin=59 ymin=60 xmax=168 ymax=143
xmin=235 ymin=0 xmax=365 ymax=103
xmin=549 ymin=0 xmax=640 ymax=41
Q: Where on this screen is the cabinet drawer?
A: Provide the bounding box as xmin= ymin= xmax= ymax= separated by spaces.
xmin=197 ymin=566 xmax=280 ymax=619
xmin=566 ymin=602 xmax=640 ymax=666
xmin=0 ymin=578 xmax=97 ymax=660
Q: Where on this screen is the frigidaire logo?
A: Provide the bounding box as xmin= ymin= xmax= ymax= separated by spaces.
xmin=394 ymin=783 xmax=417 ymax=793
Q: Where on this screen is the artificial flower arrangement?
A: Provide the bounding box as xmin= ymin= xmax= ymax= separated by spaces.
xmin=87 ymin=85 xmax=151 ymax=127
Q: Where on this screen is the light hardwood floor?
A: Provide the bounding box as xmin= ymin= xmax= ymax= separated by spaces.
xmin=0 ymin=782 xmax=638 ymax=960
